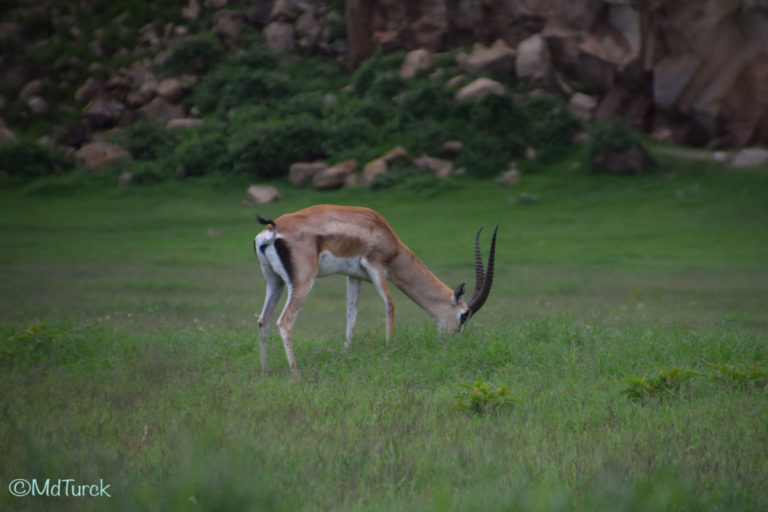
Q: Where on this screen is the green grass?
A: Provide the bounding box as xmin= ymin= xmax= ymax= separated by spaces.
xmin=1 ymin=157 xmax=767 ymax=511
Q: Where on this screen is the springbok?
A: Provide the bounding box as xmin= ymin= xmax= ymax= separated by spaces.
xmin=254 ymin=205 xmax=498 ymax=374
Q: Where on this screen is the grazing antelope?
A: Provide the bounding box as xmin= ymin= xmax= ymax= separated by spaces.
xmin=254 ymin=205 xmax=498 ymax=374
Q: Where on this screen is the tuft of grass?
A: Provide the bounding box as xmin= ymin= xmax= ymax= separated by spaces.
xmin=455 ymin=381 xmax=520 ymax=415
xmin=621 ymin=367 xmax=701 ymax=401
xmin=708 ymin=360 xmax=768 ymax=391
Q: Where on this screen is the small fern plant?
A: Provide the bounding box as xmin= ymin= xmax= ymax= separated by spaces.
xmin=708 ymin=361 xmax=767 ymax=390
xmin=455 ymin=381 xmax=519 ymax=416
xmin=621 ymin=367 xmax=701 ymax=401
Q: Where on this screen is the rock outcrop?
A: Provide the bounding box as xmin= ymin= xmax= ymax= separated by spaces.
xmin=346 ymin=0 xmax=768 ymax=147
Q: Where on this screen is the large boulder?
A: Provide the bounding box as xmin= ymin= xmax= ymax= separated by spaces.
xmin=246 ymin=184 xmax=281 ymax=204
xmin=463 ymin=39 xmax=516 ymax=74
xmin=156 ymin=78 xmax=189 ymax=103
xmin=264 ymin=21 xmax=295 ymax=52
xmin=361 ymin=158 xmax=388 ymax=187
xmin=82 ymin=96 xmax=125 ymax=129
xmin=454 ymin=77 xmax=505 ymax=101
xmin=75 ymin=77 xmax=103 ymax=104
xmin=400 ymin=48 xmax=435 ymax=79
xmin=75 ymin=141 xmax=131 ymax=170
xmin=516 ymin=34 xmax=553 ymax=87
xmin=139 ymin=97 xmax=184 ymax=121
xmin=730 ymin=148 xmax=768 ymax=167
xmin=289 ymin=161 xmax=327 ymax=186
xmin=313 ymin=159 xmax=358 ymax=189
xmin=414 ymin=154 xmax=452 ymax=178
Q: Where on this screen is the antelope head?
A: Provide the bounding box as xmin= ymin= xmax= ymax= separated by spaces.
xmin=447 ymin=223 xmax=499 ymax=333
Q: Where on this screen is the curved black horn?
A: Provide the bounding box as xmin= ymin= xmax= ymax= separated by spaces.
xmin=470 ymin=227 xmax=485 ymax=301
xmin=467 ymin=223 xmax=498 ymax=314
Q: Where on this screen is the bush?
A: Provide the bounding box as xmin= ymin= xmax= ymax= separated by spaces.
xmin=456 ymin=134 xmax=523 ymax=178
xmin=398 ymin=82 xmax=454 ymax=121
xmin=228 ymin=115 xmax=326 ymax=178
xmin=369 ymin=164 xmax=436 ymax=192
xmin=351 ymin=50 xmax=405 ymax=97
xmin=124 ymin=160 xmax=177 ymax=185
xmin=193 ymin=66 xmax=293 ymax=114
xmin=519 ymin=94 xmax=579 ymax=157
xmin=0 ymin=140 xmax=73 ymax=181
xmin=587 ymin=120 xmax=651 ymax=174
xmin=454 ymin=381 xmax=519 ymax=416
xmin=174 ymin=122 xmax=230 ymax=177
xmin=121 ymin=120 xmax=178 ymax=161
xmin=233 ymin=47 xmax=279 ymax=70
xmin=161 ymin=35 xmax=223 ymax=76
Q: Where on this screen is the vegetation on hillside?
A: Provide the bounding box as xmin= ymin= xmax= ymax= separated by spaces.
xmin=0 ymin=0 xmax=658 ymax=188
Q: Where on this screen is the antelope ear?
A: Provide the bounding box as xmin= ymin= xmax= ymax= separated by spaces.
xmin=452 ymin=282 xmax=466 ymax=305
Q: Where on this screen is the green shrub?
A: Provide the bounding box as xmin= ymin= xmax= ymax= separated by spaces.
xmin=1 ymin=321 xmax=60 ymax=363
xmin=228 ymin=115 xmax=326 ymax=178
xmin=587 ymin=120 xmax=651 ymax=174
xmin=193 ymin=66 xmax=293 ymax=114
xmin=0 ymin=140 xmax=73 ymax=181
xmin=281 ymin=91 xmax=331 ymax=119
xmin=233 ymin=47 xmax=279 ymax=70
xmin=367 ymin=72 xmax=403 ymax=99
xmin=455 ymin=135 xmax=522 ymax=178
xmin=351 ymin=50 xmax=405 ymax=97
xmin=351 ymin=98 xmax=392 ymax=125
xmin=454 ymin=381 xmax=519 ymax=416
xmin=175 ymin=122 xmax=230 ymax=177
xmin=161 ymin=35 xmax=223 ymax=76
xmin=456 ymin=93 xmax=525 ymax=137
xmin=398 ymin=82 xmax=454 ymax=121
xmin=621 ymin=367 xmax=701 ymax=401
xmin=368 ymin=164 xmax=440 ymax=192
xmin=397 ymin=118 xmax=453 ymax=156
xmin=124 ymin=160 xmax=177 ymax=185
xmin=519 ymin=94 xmax=579 ymax=157
xmin=121 ymin=120 xmax=178 ymax=161
xmin=322 ymin=113 xmax=382 ymax=157
xmin=708 ymin=361 xmax=767 ymax=391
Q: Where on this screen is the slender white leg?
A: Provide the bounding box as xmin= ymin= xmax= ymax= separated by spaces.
xmin=345 ymin=276 xmax=361 ymax=350
xmin=258 ymin=271 xmax=284 ymax=376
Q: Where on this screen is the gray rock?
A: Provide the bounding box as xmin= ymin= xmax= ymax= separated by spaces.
xmin=75 ymin=141 xmax=132 ymax=171
xmin=289 ymin=162 xmax=327 ymax=186
xmin=400 ymin=48 xmax=435 ymax=79
xmin=314 ymin=159 xmax=358 ymax=189
xmin=264 ymin=22 xmax=295 ymax=53
xmin=414 ymin=154 xmax=452 ymax=178
xmin=247 ymin=184 xmax=281 ymax=204
xmin=516 ymin=34 xmax=552 ymax=86
xmin=139 ymin=97 xmax=184 ymax=121
xmin=455 ymin=77 xmax=505 ymax=101
xmin=730 ymin=148 xmax=768 ymax=167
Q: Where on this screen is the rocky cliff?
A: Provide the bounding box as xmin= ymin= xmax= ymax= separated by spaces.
xmin=346 ymin=0 xmax=768 ymax=148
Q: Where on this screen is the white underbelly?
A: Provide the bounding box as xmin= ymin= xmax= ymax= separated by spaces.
xmin=317 ymin=251 xmax=370 ymax=280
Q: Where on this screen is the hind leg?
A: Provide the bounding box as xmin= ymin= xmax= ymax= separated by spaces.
xmin=257 ymin=266 xmax=284 ymax=376
xmin=276 ymin=279 xmax=314 ymax=375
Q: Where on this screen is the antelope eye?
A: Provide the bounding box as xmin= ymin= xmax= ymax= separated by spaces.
xmin=459 ymin=311 xmax=470 ymax=325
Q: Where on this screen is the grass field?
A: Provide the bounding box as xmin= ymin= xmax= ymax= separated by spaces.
xmin=1 ymin=156 xmax=767 ymax=511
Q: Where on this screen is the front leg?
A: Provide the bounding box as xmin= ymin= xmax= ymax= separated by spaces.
xmin=360 ymin=259 xmax=394 ymax=343
xmin=345 ymin=276 xmax=361 ymax=350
